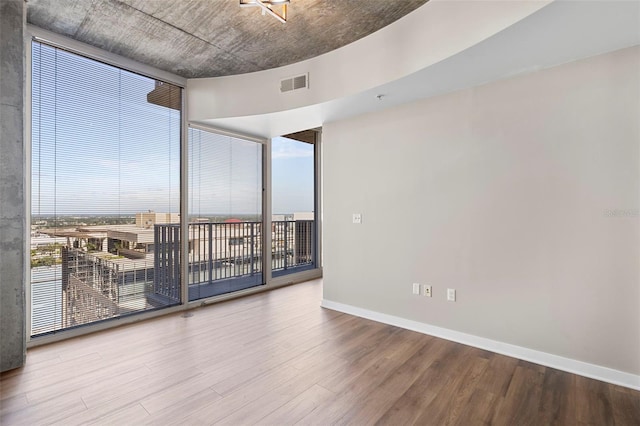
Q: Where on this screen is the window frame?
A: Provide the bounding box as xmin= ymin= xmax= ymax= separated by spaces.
xmin=25 ymin=27 xmax=188 ymax=346
xmin=24 ymin=26 xmax=322 ymax=347
xmin=269 ymin=132 xmax=323 ymax=281
xmin=186 ymin=123 xmax=268 ymax=302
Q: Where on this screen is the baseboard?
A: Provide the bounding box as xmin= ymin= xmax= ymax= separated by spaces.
xmin=320 ymin=299 xmax=640 ymax=391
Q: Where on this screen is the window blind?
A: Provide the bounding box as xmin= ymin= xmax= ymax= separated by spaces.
xmin=30 ymin=41 xmax=182 ymax=336
xmin=187 ymin=128 xmax=263 ymax=300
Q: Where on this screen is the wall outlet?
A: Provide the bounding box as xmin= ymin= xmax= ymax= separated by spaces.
xmin=423 ymin=284 xmax=432 ymax=297
xmin=412 ymin=283 xmax=420 ymax=295
xmin=447 ymin=288 xmax=456 ymax=302
xmin=352 ymin=213 xmax=362 ymax=224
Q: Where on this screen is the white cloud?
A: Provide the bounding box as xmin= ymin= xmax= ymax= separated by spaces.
xmin=272 ymin=138 xmax=313 ymax=160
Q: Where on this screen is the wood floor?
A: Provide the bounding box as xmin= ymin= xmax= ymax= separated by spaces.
xmin=1 ymin=279 xmax=638 ymax=425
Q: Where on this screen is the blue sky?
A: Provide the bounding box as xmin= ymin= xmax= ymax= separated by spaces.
xmin=31 ymin=42 xmax=314 ymax=218
xmin=272 ymin=137 xmax=314 ymax=215
xmin=188 ymin=134 xmax=313 ymax=217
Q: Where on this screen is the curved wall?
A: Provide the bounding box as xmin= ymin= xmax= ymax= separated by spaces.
xmin=187 ymin=0 xmax=550 ymax=122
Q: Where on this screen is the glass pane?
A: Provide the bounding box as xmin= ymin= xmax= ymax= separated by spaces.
xmin=30 ymin=41 xmax=181 ymax=337
xmin=271 ymin=136 xmax=316 ymax=276
xmin=188 ymin=128 xmax=263 ymax=300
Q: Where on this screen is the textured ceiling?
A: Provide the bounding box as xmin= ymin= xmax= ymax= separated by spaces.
xmin=27 ymin=0 xmax=429 ymax=79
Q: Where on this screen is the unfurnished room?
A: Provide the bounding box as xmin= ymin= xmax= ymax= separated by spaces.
xmin=1 ymin=0 xmax=639 ymax=424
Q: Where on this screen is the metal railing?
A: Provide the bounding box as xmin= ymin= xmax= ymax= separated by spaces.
xmin=153 ymin=223 xmax=181 ymax=304
xmin=186 ymin=221 xmax=263 ymax=287
xmin=272 ymin=220 xmax=315 ymax=275
xmin=32 ymin=219 xmax=317 ymax=335
xmin=154 ymin=220 xmax=315 ymax=294
xmin=29 ymin=248 xmax=159 ymax=335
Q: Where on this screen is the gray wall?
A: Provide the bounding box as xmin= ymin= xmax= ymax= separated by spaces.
xmin=323 ymin=46 xmax=640 ymax=375
xmin=0 ymin=0 xmax=26 ymax=372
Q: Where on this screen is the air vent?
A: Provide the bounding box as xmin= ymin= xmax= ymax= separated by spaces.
xmin=280 ymin=73 xmax=308 ymax=93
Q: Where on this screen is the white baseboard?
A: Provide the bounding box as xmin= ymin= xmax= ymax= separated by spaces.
xmin=320 ymin=299 xmax=640 ymax=391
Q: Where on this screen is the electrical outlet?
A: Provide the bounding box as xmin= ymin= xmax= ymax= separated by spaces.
xmin=423 ymin=284 xmax=432 ymax=297
xmin=412 ymin=283 xmax=420 ymax=295
xmin=447 ymin=288 xmax=456 ymax=302
xmin=352 ymin=213 xmax=362 ymax=224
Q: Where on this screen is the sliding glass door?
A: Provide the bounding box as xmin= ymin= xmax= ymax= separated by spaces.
xmin=187 ymin=127 xmax=264 ymax=300
xmin=271 ymin=134 xmax=318 ymax=277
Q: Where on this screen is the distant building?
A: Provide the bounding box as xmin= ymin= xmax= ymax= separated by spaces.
xmin=293 ymin=212 xmax=314 ymax=221
xmin=136 ymin=211 xmax=180 ymax=228
xmin=293 ymin=212 xmax=314 ymax=265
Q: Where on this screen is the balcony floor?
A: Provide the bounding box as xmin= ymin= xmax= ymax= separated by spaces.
xmin=1 ymin=279 xmax=639 ymax=425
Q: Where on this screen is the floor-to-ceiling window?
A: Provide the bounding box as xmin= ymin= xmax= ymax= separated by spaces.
xmin=28 ymin=36 xmax=322 ymax=342
xmin=30 ymin=40 xmax=182 ymax=336
xmin=271 ymin=133 xmax=318 ymax=277
xmin=187 ymin=127 xmax=264 ymax=300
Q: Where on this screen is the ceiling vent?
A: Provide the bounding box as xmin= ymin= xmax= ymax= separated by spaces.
xmin=280 ymin=73 xmax=308 ymax=93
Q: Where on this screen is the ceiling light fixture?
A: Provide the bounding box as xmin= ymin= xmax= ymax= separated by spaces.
xmin=240 ymin=0 xmax=289 ymax=24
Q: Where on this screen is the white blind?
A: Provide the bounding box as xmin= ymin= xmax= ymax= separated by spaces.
xmin=187 ymin=127 xmax=264 ymax=300
xmin=188 ymin=128 xmax=262 ymax=221
xmin=30 ymin=41 xmax=182 ymax=336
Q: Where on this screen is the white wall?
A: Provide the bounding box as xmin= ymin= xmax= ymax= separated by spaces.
xmin=322 ymin=46 xmax=640 ymax=377
xmin=187 ymin=1 xmax=548 ymax=121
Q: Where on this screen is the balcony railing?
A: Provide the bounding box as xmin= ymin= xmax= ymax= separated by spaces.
xmin=31 ymin=219 xmax=316 ymax=335
xmin=155 ymin=220 xmax=315 ymax=300
xmin=184 ymin=221 xmax=263 ymax=300
xmin=29 ymin=248 xmax=163 ymax=336
xmin=272 ymin=220 xmax=315 ymax=277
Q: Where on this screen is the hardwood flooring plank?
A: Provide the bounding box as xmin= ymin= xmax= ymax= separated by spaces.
xmin=175 ymin=353 xmax=348 ymax=425
xmin=211 ymin=354 xmax=350 ymax=425
xmin=144 ymin=303 xmax=337 ymax=379
xmin=475 ymin=351 xmax=519 ymax=397
xmin=141 ymin=388 xmax=221 ymax=425
xmin=413 ymin=348 xmax=490 ymax=425
xmin=68 ymin=366 xmax=204 ymax=424
xmin=492 ymin=361 xmax=546 ymax=426
xmin=256 ymin=383 xmax=335 ymax=425
xmin=375 ymin=341 xmax=471 ymax=426
xmin=609 ymin=384 xmax=640 ymax=426
xmin=575 ymin=375 xmax=616 ymax=426
xmin=0 ymin=393 xmax=29 ymax=420
xmin=191 ymin=330 xmax=324 ymax=395
xmin=26 ymin=362 xmax=153 ymax=405
xmin=316 ymin=327 xmax=408 ymax=393
xmin=0 ymin=353 xmax=63 ymax=381
xmin=453 ymin=388 xmax=501 ymax=426
xmin=1 ymin=392 xmax=87 ymax=425
xmin=332 ymin=337 xmax=439 ymax=425
xmin=2 ymin=279 xmax=638 ymax=426
xmin=298 ymin=330 xmax=431 ymax=425
xmin=537 ymin=367 xmax=576 ymax=425
xmin=0 ymin=352 xmax=103 ymax=396
xmin=139 ymin=371 xmax=223 ymax=414
xmin=87 ymin=402 xmax=150 ymax=425
xmin=207 ymin=318 xmax=343 ymax=395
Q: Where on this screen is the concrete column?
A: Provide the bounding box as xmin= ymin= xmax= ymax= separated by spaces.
xmin=0 ymin=0 xmax=26 ymax=372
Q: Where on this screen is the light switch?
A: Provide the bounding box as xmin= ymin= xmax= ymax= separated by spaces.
xmin=447 ymin=288 xmax=456 ymax=302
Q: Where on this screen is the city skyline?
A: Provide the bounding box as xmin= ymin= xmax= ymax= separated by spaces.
xmin=30 ymin=135 xmax=314 ymax=218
